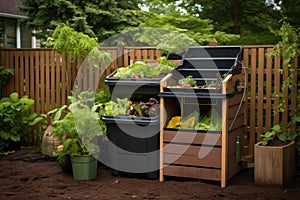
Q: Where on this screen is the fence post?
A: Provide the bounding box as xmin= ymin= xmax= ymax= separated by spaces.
xmin=117 ymin=41 xmax=125 ymax=68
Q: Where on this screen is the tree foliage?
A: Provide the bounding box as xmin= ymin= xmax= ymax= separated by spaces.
xmin=19 ymin=0 xmax=144 ymax=43
xmin=144 ymin=0 xmax=283 ymax=44
xmin=137 ymin=12 xmax=239 ymax=46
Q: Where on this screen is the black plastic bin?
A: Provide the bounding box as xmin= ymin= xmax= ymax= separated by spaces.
xmin=105 ymin=71 xmax=161 ymax=99
xmin=103 ymin=116 xmax=160 ymax=179
xmin=184 ymin=46 xmax=243 ymax=58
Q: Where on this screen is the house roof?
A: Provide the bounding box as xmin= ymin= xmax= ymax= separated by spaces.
xmin=0 ymin=0 xmax=26 ymax=18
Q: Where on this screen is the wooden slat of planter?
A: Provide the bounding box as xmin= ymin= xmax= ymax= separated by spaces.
xmin=254 ymin=141 xmax=296 ymax=185
xmin=164 ymin=153 xmax=221 ymax=168
xmin=228 ymin=114 xmax=244 ymax=131
xmin=163 ymin=144 xmax=221 ymax=157
xmin=164 ymin=165 xmax=221 ymax=181
xmin=221 ymin=78 xmax=229 ymax=188
xmin=228 ymin=103 xmax=244 ymax=119
xmin=163 ymin=130 xmax=222 ymax=146
xmin=163 ymin=145 xmax=222 ymax=168
xmin=227 ymin=127 xmax=244 ymax=178
xmin=228 ymin=92 xmax=244 ymax=107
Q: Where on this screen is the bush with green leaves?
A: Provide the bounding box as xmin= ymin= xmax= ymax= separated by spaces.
xmin=0 ymin=93 xmax=44 ymax=143
xmin=52 ymin=88 xmax=109 ymax=162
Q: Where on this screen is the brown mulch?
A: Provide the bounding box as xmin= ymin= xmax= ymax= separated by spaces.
xmin=0 ymin=148 xmax=299 ymax=200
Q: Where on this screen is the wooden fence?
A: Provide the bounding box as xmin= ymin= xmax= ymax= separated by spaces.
xmin=0 ymin=45 xmax=298 ymax=157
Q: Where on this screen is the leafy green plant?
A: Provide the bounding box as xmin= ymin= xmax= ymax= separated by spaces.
xmin=178 ymin=76 xmax=197 ymax=87
xmin=0 ymin=93 xmax=44 ymax=143
xmin=262 ymin=21 xmax=300 ymax=146
xmin=45 ymin=23 xmax=98 ymax=61
xmin=113 ymin=56 xmax=175 ymax=78
xmin=52 ymin=89 xmax=108 ymax=162
xmin=105 ymin=98 xmax=130 ymax=116
xmin=0 ymin=66 xmax=14 ymax=98
xmin=45 ymin=23 xmax=112 ymax=68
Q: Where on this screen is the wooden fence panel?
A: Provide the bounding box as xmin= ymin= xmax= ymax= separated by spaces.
xmin=243 ymin=45 xmax=298 ymax=157
xmin=0 ymin=46 xmax=298 ymax=153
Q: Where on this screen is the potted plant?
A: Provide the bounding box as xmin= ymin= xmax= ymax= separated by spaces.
xmin=52 ymin=89 xmax=108 ymax=180
xmin=0 ymin=93 xmax=44 ymax=151
xmin=254 ymin=21 xmax=299 ymax=186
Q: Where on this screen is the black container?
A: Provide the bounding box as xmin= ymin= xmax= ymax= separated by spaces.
xmin=184 ymin=46 xmax=243 ymax=58
xmin=105 ymin=71 xmax=161 ymax=99
xmin=158 ymin=88 xmax=234 ymax=99
xmin=103 ymin=116 xmax=159 ymax=179
xmin=182 ymin=57 xmax=239 ymax=70
xmin=172 ymin=68 xmax=229 ymax=80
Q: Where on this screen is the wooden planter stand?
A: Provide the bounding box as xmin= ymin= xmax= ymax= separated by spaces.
xmin=254 ymin=141 xmax=296 ymax=186
xmin=159 ymin=74 xmax=246 ymax=188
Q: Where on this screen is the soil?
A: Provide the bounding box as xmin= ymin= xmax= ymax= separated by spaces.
xmin=1 ymin=148 xmax=300 ymax=200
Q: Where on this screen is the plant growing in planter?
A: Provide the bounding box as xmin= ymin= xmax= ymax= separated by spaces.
xmin=0 ymin=93 xmax=44 ymax=151
xmin=52 ymin=89 xmax=108 ymax=180
xmin=254 ymin=21 xmax=299 ymax=186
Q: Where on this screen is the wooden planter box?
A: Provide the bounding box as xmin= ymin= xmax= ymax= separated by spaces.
xmin=159 ymin=73 xmax=246 ymax=188
xmin=254 ymin=141 xmax=296 ymax=186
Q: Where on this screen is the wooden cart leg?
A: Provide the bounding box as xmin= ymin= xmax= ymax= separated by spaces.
xmin=221 ymin=92 xmax=229 ymax=188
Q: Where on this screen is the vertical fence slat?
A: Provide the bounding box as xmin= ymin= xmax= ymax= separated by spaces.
xmin=19 ymin=51 xmax=24 ymax=97
xmin=257 ymin=48 xmax=265 ymax=141
xmin=55 ymin=55 xmax=61 ymax=109
xmin=243 ymin=47 xmax=249 ymax=152
xmin=249 ymin=48 xmax=257 ymax=155
xmin=50 ymin=50 xmax=55 ymax=110
xmin=24 ymin=51 xmax=30 ymax=96
xmin=265 ymin=48 xmax=273 ymax=131
xmin=135 ymin=49 xmax=142 ymax=60
xmin=61 ymin=55 xmax=66 ymax=106
xmin=291 ymin=57 xmax=298 ymax=130
xmin=34 ymin=50 xmax=40 ymax=115
xmin=40 ymin=51 xmax=45 ymax=114
xmin=282 ymin=61 xmax=289 ymax=125
xmin=273 ymin=56 xmax=281 ymax=124
xmin=45 ymin=50 xmax=50 ymax=112
xmin=14 ymin=51 xmax=20 ymax=94
xmin=29 ymin=50 xmax=35 ymax=101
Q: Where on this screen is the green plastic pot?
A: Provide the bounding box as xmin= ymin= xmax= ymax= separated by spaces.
xmin=71 ymin=154 xmax=98 ymax=180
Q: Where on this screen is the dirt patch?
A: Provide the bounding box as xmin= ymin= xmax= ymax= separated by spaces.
xmin=0 ymin=148 xmax=299 ymax=200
